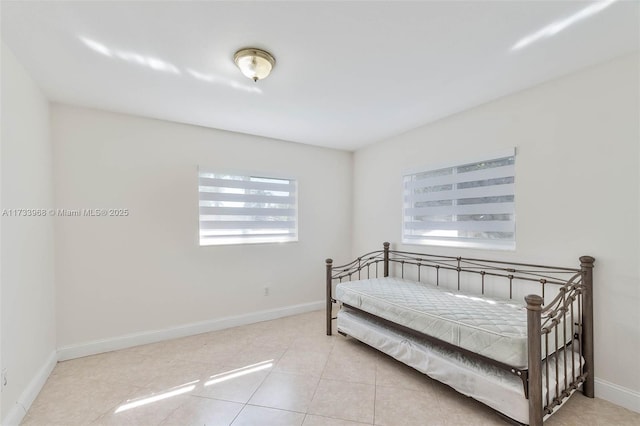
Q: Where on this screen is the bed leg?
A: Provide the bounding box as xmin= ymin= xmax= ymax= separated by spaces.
xmin=580 ymin=256 xmax=595 ymax=398
xmin=326 ymin=258 xmax=333 ymax=336
xmin=526 ymin=294 xmax=544 ymax=426
xmin=383 ymin=242 xmax=390 ymax=277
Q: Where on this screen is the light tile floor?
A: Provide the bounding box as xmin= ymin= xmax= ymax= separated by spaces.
xmin=22 ymin=310 xmax=640 ymax=425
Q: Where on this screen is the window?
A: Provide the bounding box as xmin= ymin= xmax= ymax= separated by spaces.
xmin=402 ymin=149 xmax=515 ymax=250
xmin=198 ymin=169 xmax=298 ymax=246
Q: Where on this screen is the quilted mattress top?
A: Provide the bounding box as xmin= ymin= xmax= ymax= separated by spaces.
xmin=336 ymin=277 xmax=539 ymax=367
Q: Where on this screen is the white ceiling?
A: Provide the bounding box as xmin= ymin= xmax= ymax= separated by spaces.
xmin=2 ymin=1 xmax=638 ymax=151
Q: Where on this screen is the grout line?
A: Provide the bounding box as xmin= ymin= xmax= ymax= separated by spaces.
xmin=229 ymin=403 xmax=244 ymax=426
xmin=86 ymin=395 xmax=131 ymax=424
xmin=226 ymin=319 xmax=317 ymax=424
xmin=155 ymin=397 xmax=188 ymax=425
xmin=305 ymin=412 xmax=373 ymax=425
xmin=189 ymin=394 xmax=245 ymax=405
xmin=245 ymin=402 xmax=307 ymax=415
xmin=244 ymin=361 xmax=276 ymax=402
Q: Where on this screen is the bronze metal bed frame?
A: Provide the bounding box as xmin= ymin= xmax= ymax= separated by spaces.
xmin=325 ymin=242 xmax=594 ymax=426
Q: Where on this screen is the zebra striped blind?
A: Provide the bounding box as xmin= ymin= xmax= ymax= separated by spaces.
xmin=198 ymin=170 xmax=298 ymax=246
xmin=402 ymin=150 xmax=516 ymax=250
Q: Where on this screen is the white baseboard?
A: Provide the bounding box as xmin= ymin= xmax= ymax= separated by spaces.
xmin=1 ymin=350 xmax=57 ymax=426
xmin=58 ymin=300 xmax=324 ymax=361
xmin=595 ymin=378 xmax=640 ymax=413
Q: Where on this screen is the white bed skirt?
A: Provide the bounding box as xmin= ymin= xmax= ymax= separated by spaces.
xmin=337 ymin=308 xmax=582 ymax=425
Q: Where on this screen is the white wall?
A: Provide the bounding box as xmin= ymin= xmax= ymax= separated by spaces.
xmin=0 ymin=42 xmax=56 ymax=423
xmin=353 ymin=54 xmax=639 ymax=402
xmin=52 ymin=105 xmax=352 ymax=349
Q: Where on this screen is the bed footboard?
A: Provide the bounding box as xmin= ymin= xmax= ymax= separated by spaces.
xmin=526 ymin=256 xmax=594 ymax=426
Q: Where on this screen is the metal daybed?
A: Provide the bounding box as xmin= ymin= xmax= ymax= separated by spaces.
xmin=325 ymin=242 xmax=595 ymax=425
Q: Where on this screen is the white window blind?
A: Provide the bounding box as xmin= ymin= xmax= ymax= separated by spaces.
xmin=403 ymin=150 xmax=515 ymax=250
xmin=198 ymin=170 xmax=298 ymax=246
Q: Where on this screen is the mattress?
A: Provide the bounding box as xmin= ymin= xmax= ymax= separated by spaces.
xmin=335 ymin=277 xmax=572 ymax=367
xmin=337 ymin=308 xmax=582 ymax=425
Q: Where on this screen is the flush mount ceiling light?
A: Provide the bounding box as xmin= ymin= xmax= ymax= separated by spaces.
xmin=234 ymin=48 xmax=276 ymax=82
